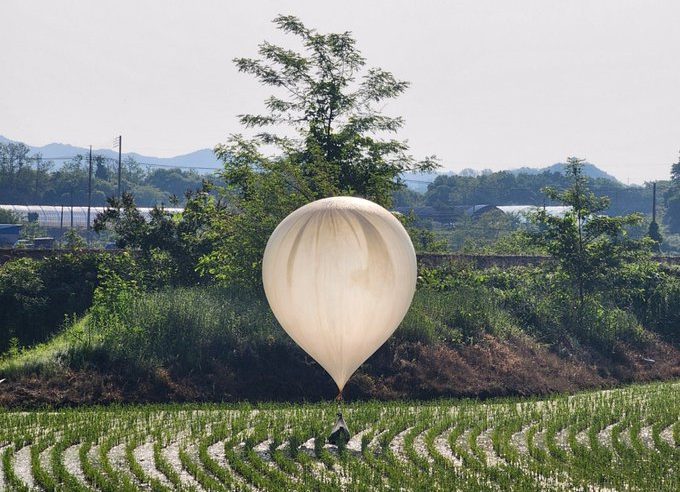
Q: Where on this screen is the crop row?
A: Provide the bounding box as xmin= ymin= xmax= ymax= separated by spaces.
xmin=0 ymin=381 xmax=678 ymax=491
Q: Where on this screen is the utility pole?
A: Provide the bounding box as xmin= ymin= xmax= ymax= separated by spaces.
xmin=117 ymin=135 xmax=122 ymax=200
xmin=34 ymin=157 xmax=40 ymax=203
xmin=652 ymin=181 xmax=657 ymax=223
xmin=87 ymin=146 xmax=93 ymax=232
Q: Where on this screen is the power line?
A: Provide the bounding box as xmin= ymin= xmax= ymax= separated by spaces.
xmin=21 ymin=155 xmax=221 ymax=171
xmin=400 ymin=179 xmax=655 ymax=192
xmin=20 ymin=156 xmax=672 ymax=176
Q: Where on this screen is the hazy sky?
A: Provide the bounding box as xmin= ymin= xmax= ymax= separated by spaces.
xmin=2 ymin=0 xmax=679 ymax=184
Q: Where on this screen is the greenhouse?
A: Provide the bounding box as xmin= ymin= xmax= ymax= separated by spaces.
xmin=0 ymin=204 xmax=183 ymax=229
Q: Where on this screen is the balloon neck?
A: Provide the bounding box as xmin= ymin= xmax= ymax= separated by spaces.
xmin=335 ymin=390 xmax=343 ymax=402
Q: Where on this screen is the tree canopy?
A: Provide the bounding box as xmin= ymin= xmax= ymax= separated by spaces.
xmin=219 ymin=15 xmax=438 ymax=205
xmin=666 ymin=153 xmax=680 ymax=233
xmin=530 ymin=157 xmax=651 ymax=308
xmin=0 ymin=141 xmax=207 ymax=207
xmin=201 ymin=15 xmax=438 ymax=288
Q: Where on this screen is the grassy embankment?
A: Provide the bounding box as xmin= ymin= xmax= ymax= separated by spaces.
xmin=2 ymin=271 xmax=679 ymax=407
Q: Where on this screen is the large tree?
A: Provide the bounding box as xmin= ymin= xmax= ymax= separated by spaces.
xmin=201 ymin=15 xmax=438 ymax=288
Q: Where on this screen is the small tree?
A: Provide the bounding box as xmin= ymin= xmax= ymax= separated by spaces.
xmin=20 ymin=219 xmax=45 ymax=241
xmin=402 ymin=212 xmax=448 ymax=253
xmin=61 ymin=228 xmax=86 ymax=250
xmin=671 ymin=152 xmax=680 ymax=182
xmin=647 ymin=220 xmax=662 ymax=252
xmin=0 ymin=209 xmax=21 ymax=224
xmin=531 ymin=157 xmax=650 ymax=310
xmin=666 ymin=152 xmax=680 ymax=233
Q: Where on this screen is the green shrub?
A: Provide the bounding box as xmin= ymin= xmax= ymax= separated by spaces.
xmin=0 ymin=252 xmax=143 ymax=354
xmin=398 ymin=285 xmax=516 ymax=345
xmin=416 ymin=260 xmax=662 ymax=352
xmin=643 ymin=276 xmax=680 ymax=341
xmin=0 ymin=258 xmax=46 ymax=351
xmin=85 ymin=284 xmax=284 ymax=373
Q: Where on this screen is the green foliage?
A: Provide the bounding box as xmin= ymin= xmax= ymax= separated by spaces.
xmin=474 ymin=230 xmax=547 ymax=255
xmin=647 ymin=220 xmax=663 ymax=251
xmin=2 ymin=275 xmax=515 ymax=377
xmin=423 ymin=168 xmax=654 ymax=216
xmin=230 ymin=15 xmax=438 ymax=202
xmin=401 ymin=212 xmax=448 ymax=253
xmin=19 ymin=219 xmax=45 ymax=240
xmin=661 ymin=233 xmax=680 ymax=253
xmin=531 ymin=157 xmax=651 ymax=309
xmin=86 ymin=284 xmax=283 ymax=373
xmin=666 ymin=194 xmax=680 ymax=233
xmin=0 ymin=258 xmax=46 ymax=351
xmin=664 ymin=153 xmax=680 ymax=233
xmin=629 ymin=266 xmax=680 ymax=341
xmin=61 ymin=227 xmax=87 ymax=249
xmin=88 ymin=252 xmax=143 ymax=332
xmin=0 ymin=208 xmax=20 ymax=223
xmin=0 ymin=140 xmax=207 ymax=207
xmin=407 ymin=226 xmax=449 ymax=253
xmin=671 ymin=154 xmax=680 ymax=182
xmin=447 ymin=211 xmax=525 ymax=252
xmin=415 ymin=260 xmax=676 ymax=351
xmin=94 ymin=190 xmax=215 ymax=285
xmin=0 ymin=252 xmax=122 ymax=353
xmin=201 ymin=15 xmax=438 ymax=289
xmin=0 ymin=382 xmax=677 ymax=490
xmin=399 ymin=282 xmax=515 ymax=344
xmin=197 ymin=148 xmax=310 ymax=289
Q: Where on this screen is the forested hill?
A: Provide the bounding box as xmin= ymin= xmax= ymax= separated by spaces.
xmin=0 ymin=137 xmax=665 ymax=217
xmin=0 ymin=135 xmax=221 ymax=170
xmin=404 ymin=161 xmax=618 ymax=185
xmin=0 ymin=139 xmax=217 ymax=207
xmin=396 ymin=170 xmax=660 ymax=217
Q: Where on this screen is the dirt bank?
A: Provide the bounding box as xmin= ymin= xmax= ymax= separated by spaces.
xmin=1 ymin=335 xmax=678 ymax=408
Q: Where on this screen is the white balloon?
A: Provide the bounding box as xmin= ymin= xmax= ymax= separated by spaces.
xmin=262 ymin=196 xmax=417 ymax=392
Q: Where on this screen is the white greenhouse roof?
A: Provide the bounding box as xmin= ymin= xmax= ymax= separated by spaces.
xmin=0 ymin=204 xmax=183 ymax=228
xmin=497 ymin=205 xmax=571 ymax=217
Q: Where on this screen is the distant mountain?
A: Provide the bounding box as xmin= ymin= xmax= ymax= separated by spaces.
xmin=1 ymin=135 xmax=620 ymax=186
xmin=0 ymin=135 xmax=222 ymax=171
xmin=402 ymin=161 xmax=619 ymax=192
xmin=512 ymin=162 xmax=619 ymax=182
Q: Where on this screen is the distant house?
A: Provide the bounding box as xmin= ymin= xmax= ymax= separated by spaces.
xmin=464 ymin=204 xmax=500 ymax=216
xmin=0 ymin=224 xmax=22 ymax=246
xmin=394 ymin=204 xmax=571 ymax=225
xmin=394 ymin=206 xmax=439 ymax=218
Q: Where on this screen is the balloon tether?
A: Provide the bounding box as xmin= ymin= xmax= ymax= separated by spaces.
xmin=328 ymin=388 xmax=351 ymax=445
xmin=336 ymin=389 xmax=343 ymax=413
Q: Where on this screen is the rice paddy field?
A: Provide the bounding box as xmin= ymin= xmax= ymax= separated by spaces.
xmin=0 ymin=381 xmax=678 ymax=491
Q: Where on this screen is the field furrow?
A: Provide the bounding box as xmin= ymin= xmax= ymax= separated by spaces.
xmin=0 ymin=381 xmax=678 ymax=491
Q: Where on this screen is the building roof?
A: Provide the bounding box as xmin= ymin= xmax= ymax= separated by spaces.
xmin=497 ymin=205 xmax=571 ymax=217
xmin=464 ymin=204 xmax=499 ymax=216
xmin=0 ymin=224 xmax=22 ymax=232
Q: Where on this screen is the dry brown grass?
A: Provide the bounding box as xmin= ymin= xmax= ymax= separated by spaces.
xmin=2 ymin=334 xmax=678 ymax=408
